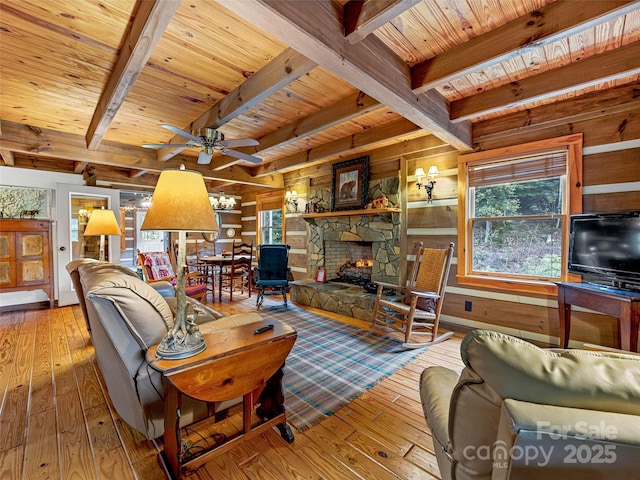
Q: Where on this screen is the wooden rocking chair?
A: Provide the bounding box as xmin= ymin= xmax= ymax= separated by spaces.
xmin=371 ymin=242 xmax=455 ymax=348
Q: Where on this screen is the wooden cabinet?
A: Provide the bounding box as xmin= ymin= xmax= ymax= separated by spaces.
xmin=0 ymin=219 xmax=54 ymax=308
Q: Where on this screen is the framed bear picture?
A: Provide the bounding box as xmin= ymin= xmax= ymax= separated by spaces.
xmin=330 ymin=156 xmax=369 ymax=212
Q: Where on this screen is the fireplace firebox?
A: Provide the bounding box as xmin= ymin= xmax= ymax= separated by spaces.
xmin=325 ymin=240 xmax=373 ymax=286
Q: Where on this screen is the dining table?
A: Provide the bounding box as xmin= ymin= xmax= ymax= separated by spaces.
xmin=199 ymin=254 xmax=251 ymax=301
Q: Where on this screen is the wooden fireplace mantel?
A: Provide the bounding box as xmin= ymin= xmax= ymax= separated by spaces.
xmin=299 ymin=208 xmax=400 ymax=220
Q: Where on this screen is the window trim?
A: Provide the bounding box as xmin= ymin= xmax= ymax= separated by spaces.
xmin=256 ymin=191 xmax=285 ymax=245
xmin=457 ymin=134 xmax=583 ymax=295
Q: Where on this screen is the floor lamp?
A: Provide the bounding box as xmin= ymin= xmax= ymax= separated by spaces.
xmin=84 ymin=208 xmax=121 ymax=261
xmin=141 ymin=166 xmax=219 ymax=359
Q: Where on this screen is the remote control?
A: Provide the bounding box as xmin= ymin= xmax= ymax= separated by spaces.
xmin=254 ymin=324 xmax=274 ymax=334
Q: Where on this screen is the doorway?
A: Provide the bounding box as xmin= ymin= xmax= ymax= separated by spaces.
xmin=135 ymin=210 xmax=167 ymax=253
xmin=56 ymin=184 xmax=120 ymax=306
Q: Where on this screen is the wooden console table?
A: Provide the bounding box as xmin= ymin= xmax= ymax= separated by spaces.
xmin=557 ymin=282 xmax=640 ymax=352
xmin=147 ymin=320 xmax=297 ymax=479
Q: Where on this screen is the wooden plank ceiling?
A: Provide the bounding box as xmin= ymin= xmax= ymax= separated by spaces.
xmin=1 ymin=0 xmax=639 ymax=193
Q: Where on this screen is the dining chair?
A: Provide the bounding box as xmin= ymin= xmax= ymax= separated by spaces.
xmin=219 ymin=240 xmax=253 ymax=301
xmin=371 ymin=242 xmax=454 ymax=348
xmin=195 ymin=239 xmax=218 ymax=293
xmin=137 ymin=249 xmax=208 ymax=301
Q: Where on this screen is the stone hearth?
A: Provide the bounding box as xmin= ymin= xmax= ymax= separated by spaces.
xmin=290 ymin=280 xmax=378 ymax=321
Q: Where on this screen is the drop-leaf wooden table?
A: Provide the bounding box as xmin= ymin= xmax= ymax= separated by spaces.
xmin=147 ymin=319 xmax=297 ymax=479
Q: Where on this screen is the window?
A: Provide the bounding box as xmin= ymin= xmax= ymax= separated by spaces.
xmin=458 ymin=134 xmax=583 ymax=295
xmin=257 ymin=192 xmax=284 ymax=245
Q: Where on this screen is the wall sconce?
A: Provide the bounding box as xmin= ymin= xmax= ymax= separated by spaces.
xmin=415 ymin=166 xmax=439 ymax=202
xmin=210 ymin=194 xmax=236 ymax=210
xmin=285 ymin=190 xmax=298 ymax=211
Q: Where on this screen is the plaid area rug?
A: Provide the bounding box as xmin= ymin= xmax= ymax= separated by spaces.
xmin=258 ymin=304 xmax=422 ymax=432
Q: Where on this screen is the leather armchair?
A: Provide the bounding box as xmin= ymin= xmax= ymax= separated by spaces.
xmin=420 ymin=330 xmax=640 ymax=480
xmin=66 ymin=258 xmax=175 ymax=333
xmin=67 ymin=260 xmax=263 ymax=439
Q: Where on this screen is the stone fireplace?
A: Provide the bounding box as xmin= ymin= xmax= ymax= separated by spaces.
xmin=307 ymin=211 xmax=400 ymax=285
xmin=290 ymin=176 xmax=401 ymax=321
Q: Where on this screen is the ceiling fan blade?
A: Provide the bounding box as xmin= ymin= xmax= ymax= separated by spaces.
xmin=161 ymin=124 xmax=203 ymax=144
xmin=223 ymin=149 xmax=262 ymax=164
xmin=219 ymin=138 xmax=259 ymax=148
xmin=197 ymin=150 xmax=213 ymax=164
xmin=142 ymin=143 xmax=195 ymax=149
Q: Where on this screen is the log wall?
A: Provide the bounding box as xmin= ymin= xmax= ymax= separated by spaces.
xmin=241 ymin=85 xmax=640 ymax=349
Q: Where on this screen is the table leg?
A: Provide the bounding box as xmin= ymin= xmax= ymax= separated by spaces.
xmin=162 ymin=383 xmax=182 ymax=479
xmin=620 ymin=303 xmax=640 ymax=352
xmin=631 ymin=304 xmax=640 ymax=353
xmin=218 ymin=266 xmax=222 ymax=302
xmin=558 ymin=301 xmax=571 ymax=349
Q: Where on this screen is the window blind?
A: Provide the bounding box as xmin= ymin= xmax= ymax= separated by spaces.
xmin=469 ymin=150 xmax=567 ymax=188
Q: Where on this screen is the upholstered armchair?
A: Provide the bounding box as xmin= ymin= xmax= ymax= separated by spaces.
xmin=68 ymin=259 xmax=263 ymax=439
xmin=137 ymin=250 xmax=208 ymax=300
xmin=420 ymin=330 xmax=640 ymax=480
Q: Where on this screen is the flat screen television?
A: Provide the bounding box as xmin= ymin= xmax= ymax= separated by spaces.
xmin=568 ymin=211 xmax=640 ymax=292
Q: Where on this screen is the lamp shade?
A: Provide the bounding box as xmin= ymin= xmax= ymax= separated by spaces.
xmin=84 ymin=209 xmax=121 ymax=236
xmin=414 ymin=167 xmax=426 ymax=179
xmin=141 ymin=168 xmax=219 ymax=232
xmin=427 ymin=165 xmax=440 ymax=177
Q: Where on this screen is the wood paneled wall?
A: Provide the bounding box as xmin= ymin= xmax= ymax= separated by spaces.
xmin=252 ymin=92 xmax=640 ymax=350
xmin=458 ymin=98 xmax=640 ymax=349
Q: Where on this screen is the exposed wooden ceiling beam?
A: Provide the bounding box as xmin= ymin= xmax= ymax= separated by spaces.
xmin=210 ymin=91 xmax=383 ymax=170
xmin=411 ymin=0 xmax=640 ymax=94
xmin=343 ymin=0 xmax=422 ymax=44
xmin=10 ymin=154 xmax=79 ymax=176
xmin=473 ymin=81 xmax=640 ymax=143
xmin=158 ymin=48 xmax=317 ymax=161
xmin=86 ymin=0 xmax=180 ymax=150
xmin=451 ymin=42 xmax=640 ymax=122
xmin=130 ymin=169 xmax=148 ymax=178
xmin=0 ymin=120 xmax=283 ymax=188
xmin=91 ymin=165 xmax=159 ymax=188
xmin=217 ymin=0 xmax=472 ymax=151
xmin=285 ymin=133 xmax=449 ymax=180
xmin=252 ymin=117 xmax=428 ymax=176
xmin=73 ymin=161 xmax=88 ymax=174
xmin=0 ymin=149 xmax=14 ymax=166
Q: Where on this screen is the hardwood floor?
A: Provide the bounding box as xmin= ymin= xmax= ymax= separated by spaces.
xmin=0 ymin=292 xmax=465 ymax=479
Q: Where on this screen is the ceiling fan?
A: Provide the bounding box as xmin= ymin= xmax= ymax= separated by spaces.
xmin=142 ymin=124 xmax=261 ymax=165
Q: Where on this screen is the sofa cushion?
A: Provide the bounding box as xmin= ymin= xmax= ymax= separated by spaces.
xmin=461 ymin=329 xmax=640 ymax=415
xmin=81 ymin=263 xmax=173 ymax=350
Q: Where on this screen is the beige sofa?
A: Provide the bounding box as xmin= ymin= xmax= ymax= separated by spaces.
xmin=420 ymin=329 xmax=640 ymax=480
xmin=67 ymin=259 xmax=263 ymax=439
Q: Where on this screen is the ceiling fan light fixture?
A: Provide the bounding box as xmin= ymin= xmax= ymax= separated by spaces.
xmin=143 ymin=124 xmax=262 ymax=165
xmin=198 ymin=150 xmax=213 ymax=164
xmin=193 ymin=127 xmax=223 ymax=143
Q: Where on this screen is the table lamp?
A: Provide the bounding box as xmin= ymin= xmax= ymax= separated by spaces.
xmin=141 ymin=166 xmax=219 ymax=359
xmin=83 ymin=207 xmax=121 ymax=261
